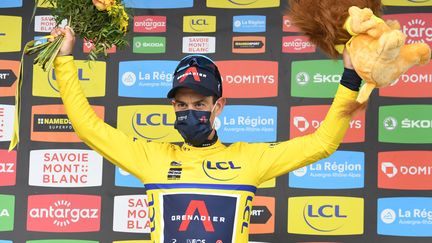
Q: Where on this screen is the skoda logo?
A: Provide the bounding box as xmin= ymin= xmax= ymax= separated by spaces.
xmin=296 ymin=72 xmax=310 ymax=85
xmin=383 ymin=117 xmax=398 ymax=131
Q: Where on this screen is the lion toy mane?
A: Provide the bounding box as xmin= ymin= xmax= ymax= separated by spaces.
xmin=288 ymin=0 xmax=431 ymax=104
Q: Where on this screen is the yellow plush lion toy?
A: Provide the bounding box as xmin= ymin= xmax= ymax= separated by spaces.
xmin=288 ymin=0 xmax=431 ymax=104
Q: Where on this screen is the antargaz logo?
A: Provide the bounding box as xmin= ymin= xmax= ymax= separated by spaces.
xmin=282 ymin=36 xmax=316 ymax=53
xmin=206 ymin=0 xmax=280 ymax=9
xmin=27 ymin=194 xmax=101 ymax=232
xmin=134 ymin=16 xmax=166 ymax=33
xmin=0 ymin=150 xmax=16 ymax=186
xmin=384 ymin=13 xmax=432 ymax=45
xmin=288 ymin=196 xmax=363 ymax=235
xmin=379 ymin=105 xmax=432 ymax=143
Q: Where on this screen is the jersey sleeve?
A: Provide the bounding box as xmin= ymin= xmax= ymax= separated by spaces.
xmin=253 ymin=84 xmax=359 ymax=184
xmin=53 ymin=56 xmax=161 ymax=182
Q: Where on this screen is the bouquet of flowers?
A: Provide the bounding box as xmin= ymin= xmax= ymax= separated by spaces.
xmin=26 ymin=0 xmax=130 ymax=71
xmin=9 ymin=0 xmax=130 ymax=150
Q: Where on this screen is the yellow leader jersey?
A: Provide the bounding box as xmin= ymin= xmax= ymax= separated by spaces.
xmin=54 ymin=56 xmax=358 ymax=243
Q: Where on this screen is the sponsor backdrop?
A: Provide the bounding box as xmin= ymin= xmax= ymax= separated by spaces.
xmin=0 ymin=0 xmax=431 ymax=242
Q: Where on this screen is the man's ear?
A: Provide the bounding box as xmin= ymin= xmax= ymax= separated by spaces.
xmin=214 ymin=97 xmax=226 ymax=116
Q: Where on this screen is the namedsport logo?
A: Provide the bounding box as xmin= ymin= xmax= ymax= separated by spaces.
xmin=0 ymin=60 xmax=20 ymax=97
xmin=288 ymin=196 xmax=363 ymax=235
xmin=32 ymin=60 xmax=106 ymax=97
xmin=379 ymin=105 xmax=432 ymax=143
xmin=249 ymin=196 xmax=275 ymax=234
xmin=31 ymin=105 xmax=105 ymax=142
xmin=232 ymin=36 xmax=266 ymax=53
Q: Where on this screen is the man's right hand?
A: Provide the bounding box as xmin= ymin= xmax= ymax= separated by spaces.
xmin=50 ymin=26 xmax=76 ymax=56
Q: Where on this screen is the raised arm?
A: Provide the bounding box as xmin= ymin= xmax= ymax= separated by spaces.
xmin=51 ymin=27 xmax=158 ymax=182
xmin=253 ymin=49 xmax=362 ymax=184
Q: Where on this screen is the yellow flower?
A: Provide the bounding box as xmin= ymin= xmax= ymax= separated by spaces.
xmin=92 ymin=0 xmax=114 ymax=11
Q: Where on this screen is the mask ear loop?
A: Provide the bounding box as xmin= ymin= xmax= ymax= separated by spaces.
xmin=210 ymin=98 xmax=220 ymax=129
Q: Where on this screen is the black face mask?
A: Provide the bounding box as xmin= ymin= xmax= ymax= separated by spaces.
xmin=174 ymin=109 xmax=214 ymax=147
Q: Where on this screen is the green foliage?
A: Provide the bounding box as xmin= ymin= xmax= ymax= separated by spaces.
xmin=29 ymin=0 xmax=130 ymax=71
